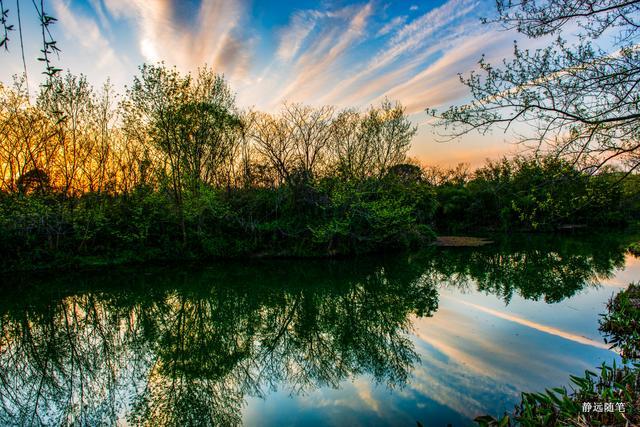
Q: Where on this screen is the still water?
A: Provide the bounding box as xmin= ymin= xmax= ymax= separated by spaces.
xmin=0 ymin=233 xmax=638 ymax=426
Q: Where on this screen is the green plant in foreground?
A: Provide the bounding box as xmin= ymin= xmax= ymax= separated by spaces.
xmin=476 ymin=362 xmax=640 ymax=427
xmin=600 ymin=283 xmax=640 ymax=361
xmin=628 ymin=243 xmax=640 ymax=257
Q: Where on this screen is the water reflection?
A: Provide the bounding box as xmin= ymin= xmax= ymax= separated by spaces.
xmin=0 ymin=233 xmax=633 ymax=425
xmin=1 ymin=260 xmax=436 ymax=426
xmin=424 ymin=233 xmax=629 ymax=302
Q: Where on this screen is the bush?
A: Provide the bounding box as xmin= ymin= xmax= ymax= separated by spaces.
xmin=0 ymin=176 xmax=438 ymax=270
xmin=434 ymin=156 xmax=627 ymax=232
xmin=600 ymin=283 xmax=640 ymax=360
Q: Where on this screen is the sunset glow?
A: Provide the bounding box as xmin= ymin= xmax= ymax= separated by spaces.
xmin=0 ymin=0 xmax=539 ymax=166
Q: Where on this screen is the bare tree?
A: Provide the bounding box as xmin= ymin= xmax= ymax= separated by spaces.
xmin=434 ymin=0 xmax=640 ymax=174
xmin=84 ymin=81 xmax=119 ymax=193
xmin=37 ymin=73 xmax=96 ymax=196
xmin=0 ymin=77 xmax=56 ymax=193
xmin=368 ymin=99 xmax=416 ymax=177
xmin=249 ymin=111 xmax=297 ymax=186
xmin=329 ymin=109 xmax=374 ymax=180
xmin=282 ymin=103 xmax=335 ymax=180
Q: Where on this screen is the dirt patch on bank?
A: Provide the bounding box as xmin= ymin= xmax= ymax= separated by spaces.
xmin=434 ymin=236 xmax=494 ymax=247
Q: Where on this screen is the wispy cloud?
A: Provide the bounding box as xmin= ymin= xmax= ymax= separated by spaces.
xmin=103 ymin=0 xmax=251 ymax=81
xmin=0 ymin=0 xmax=556 ymax=165
xmin=251 ymin=2 xmax=374 ymax=108
xmin=381 ymin=0 xmax=479 ymax=70
xmin=52 ymin=0 xmax=505 ymax=114
xmin=316 ymin=0 xmax=486 ymax=108
xmin=276 ymin=10 xmax=321 ymax=62
xmin=376 ymin=15 xmax=407 ymax=37
xmin=52 ymin=0 xmax=124 ymax=74
xmin=455 ymin=300 xmax=612 ymax=350
xmin=383 ymin=30 xmax=514 ymax=112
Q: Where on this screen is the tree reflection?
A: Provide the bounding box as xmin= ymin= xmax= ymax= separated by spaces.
xmin=421 ymin=233 xmax=629 ymax=303
xmin=0 ymin=259 xmax=436 ymax=426
xmin=0 ymin=233 xmax=630 ymax=425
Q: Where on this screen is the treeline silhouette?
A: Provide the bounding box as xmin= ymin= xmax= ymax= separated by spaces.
xmin=0 ymin=65 xmax=637 ymax=270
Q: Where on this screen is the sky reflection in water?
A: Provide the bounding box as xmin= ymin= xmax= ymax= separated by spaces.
xmin=0 ymin=235 xmax=637 ymax=426
xmin=243 ymin=254 xmax=637 ymax=427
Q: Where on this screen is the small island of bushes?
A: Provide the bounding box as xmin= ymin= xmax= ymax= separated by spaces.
xmin=1 ymin=65 xmax=639 ymax=271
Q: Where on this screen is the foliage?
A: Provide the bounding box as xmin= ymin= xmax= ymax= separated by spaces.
xmin=0 ymin=174 xmax=437 ymax=270
xmin=431 ymin=156 xmax=628 ymax=232
xmin=600 ymin=283 xmax=640 ymax=360
xmin=434 ymin=0 xmax=640 ymax=174
xmin=0 ymin=0 xmax=60 ymax=84
xmin=122 ymin=64 xmax=242 ymax=201
xmin=476 ymin=361 xmax=640 ymax=427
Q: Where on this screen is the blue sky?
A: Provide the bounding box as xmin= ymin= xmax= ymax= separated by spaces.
xmin=1 ymin=0 xmax=537 ymax=166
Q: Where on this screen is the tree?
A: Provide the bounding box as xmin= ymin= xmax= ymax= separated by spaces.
xmin=0 ymin=77 xmax=56 ymax=193
xmin=122 ymin=64 xmax=241 ymax=200
xmin=330 ymin=108 xmax=375 ymax=180
xmin=366 ymin=99 xmax=417 ymax=177
xmin=247 ymin=110 xmax=297 ymax=186
xmin=121 ymin=64 xmax=241 ymax=244
xmin=434 ymin=0 xmax=640 ymax=174
xmin=248 ymin=104 xmax=335 ymax=186
xmin=38 ymin=73 xmax=94 ymax=195
xmin=330 ymin=100 xmax=416 ymax=180
xmin=283 ymin=103 xmax=335 ymax=180
xmin=16 ymin=167 xmax=50 ymax=194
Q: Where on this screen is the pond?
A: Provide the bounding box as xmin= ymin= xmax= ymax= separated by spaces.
xmin=0 ymin=233 xmax=638 ymax=426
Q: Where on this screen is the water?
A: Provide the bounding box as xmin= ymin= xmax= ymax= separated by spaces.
xmin=0 ymin=233 xmax=637 ymax=426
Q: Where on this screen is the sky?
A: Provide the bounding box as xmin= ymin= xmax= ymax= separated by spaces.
xmin=0 ymin=0 xmax=540 ymax=167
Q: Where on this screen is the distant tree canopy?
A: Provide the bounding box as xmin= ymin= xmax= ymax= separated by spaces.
xmin=434 ymin=0 xmax=640 ymax=174
xmin=424 ymin=155 xmax=639 ymax=231
xmin=0 ymin=65 xmax=416 ymax=197
xmin=0 ymin=65 xmax=434 ymax=265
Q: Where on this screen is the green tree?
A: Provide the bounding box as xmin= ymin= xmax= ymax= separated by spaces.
xmin=122 ymin=64 xmax=241 ymax=241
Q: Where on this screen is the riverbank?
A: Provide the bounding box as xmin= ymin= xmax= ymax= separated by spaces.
xmin=2 ymin=198 xmax=638 ymax=275
xmin=1 ymin=191 xmax=637 ymax=274
xmin=0 ymin=177 xmax=437 ymax=272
